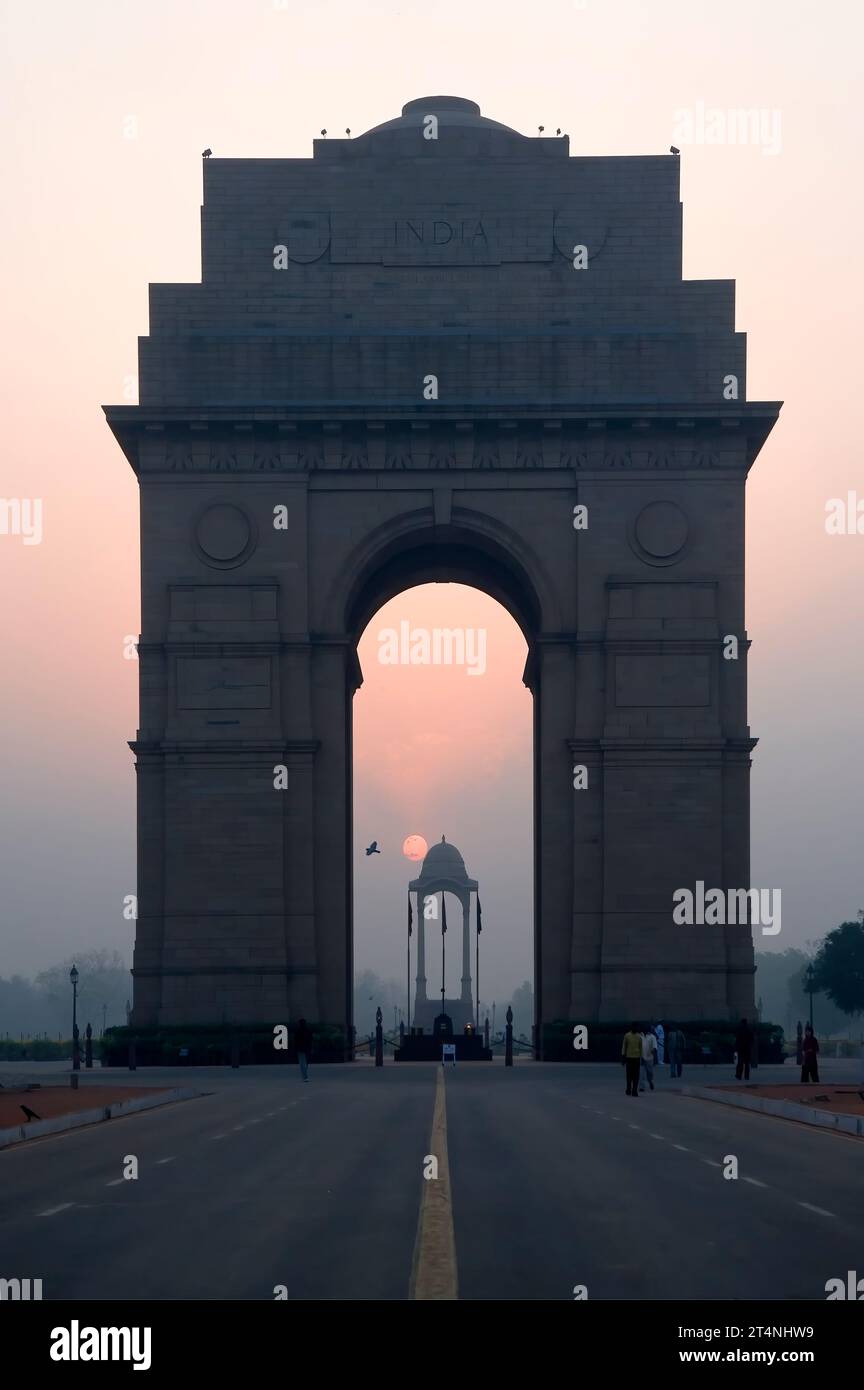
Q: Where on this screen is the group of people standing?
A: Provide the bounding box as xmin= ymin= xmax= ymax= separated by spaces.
xmin=621 ymin=1022 xmax=686 ymax=1095
xmin=623 ymin=1018 xmax=822 ymax=1090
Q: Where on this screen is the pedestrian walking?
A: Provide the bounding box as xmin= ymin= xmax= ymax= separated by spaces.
xmin=667 ymin=1023 xmax=685 ymax=1079
xmin=294 ymin=1017 xmax=312 ymax=1082
xmin=734 ymin=1018 xmax=753 ymax=1081
xmin=654 ymin=1021 xmax=665 ymax=1066
xmin=801 ymin=1023 xmax=820 ymax=1083
xmin=621 ymin=1023 xmax=643 ymax=1097
xmin=641 ymin=1026 xmax=658 ymax=1091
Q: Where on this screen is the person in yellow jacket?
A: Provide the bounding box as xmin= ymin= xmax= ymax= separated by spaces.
xmin=621 ymin=1023 xmax=643 ymax=1096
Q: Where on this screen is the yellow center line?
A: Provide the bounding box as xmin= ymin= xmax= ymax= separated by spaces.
xmin=409 ymin=1065 xmax=458 ymax=1301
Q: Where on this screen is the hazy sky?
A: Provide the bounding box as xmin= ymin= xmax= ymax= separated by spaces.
xmin=1 ymin=0 xmax=862 ymax=1002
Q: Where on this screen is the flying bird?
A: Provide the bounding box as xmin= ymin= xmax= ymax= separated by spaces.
xmin=365 ymin=841 xmax=381 ymax=856
xmin=21 ymin=1105 xmax=41 ymax=1121
xmin=556 ymin=128 xmax=562 ymax=136
xmin=538 ymin=125 xmax=544 ymax=134
xmin=345 ymin=128 xmax=351 ymax=136
xmin=670 ymin=145 xmax=680 ymax=155
xmin=320 ymin=129 xmax=327 ymax=137
xmin=202 ymin=148 xmax=212 ymax=159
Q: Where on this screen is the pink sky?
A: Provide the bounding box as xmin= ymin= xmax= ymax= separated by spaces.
xmin=1 ymin=0 xmax=862 ymax=996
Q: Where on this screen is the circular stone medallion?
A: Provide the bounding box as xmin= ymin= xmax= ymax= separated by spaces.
xmin=631 ymin=500 xmax=689 ymax=563
xmin=195 ymin=503 xmax=255 ymax=567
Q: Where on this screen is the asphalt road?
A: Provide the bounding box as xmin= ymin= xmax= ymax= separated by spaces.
xmin=2 ymin=1060 xmax=862 ymax=1301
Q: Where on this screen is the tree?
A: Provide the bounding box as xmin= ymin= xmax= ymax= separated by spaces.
xmin=34 ymin=950 xmax=131 ymax=1036
xmin=352 ymin=970 xmax=403 ymax=1037
xmin=508 ymin=980 xmax=534 ymax=1040
xmin=755 ymin=949 xmax=808 ymax=1030
xmin=812 ymin=917 xmax=864 ymax=1020
xmin=0 ymin=974 xmax=54 ymax=1036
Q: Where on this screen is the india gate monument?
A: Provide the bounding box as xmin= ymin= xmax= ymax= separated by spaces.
xmin=105 ymin=96 xmax=780 ymax=1047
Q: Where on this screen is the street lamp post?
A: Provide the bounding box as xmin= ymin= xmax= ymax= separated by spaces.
xmin=70 ymin=965 xmax=80 ymax=1071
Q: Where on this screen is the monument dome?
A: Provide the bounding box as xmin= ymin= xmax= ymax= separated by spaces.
xmin=362 ymin=95 xmax=522 ymax=139
xmin=417 ymin=835 xmax=470 ymax=884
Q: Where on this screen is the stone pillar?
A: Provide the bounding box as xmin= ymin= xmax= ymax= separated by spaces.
xmin=415 ymin=892 xmax=428 ymax=1003
xmin=461 ymin=895 xmax=471 ymax=1003
xmin=533 ymin=641 xmax=578 ymax=1030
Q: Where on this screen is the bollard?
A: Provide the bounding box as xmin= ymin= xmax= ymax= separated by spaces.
xmin=128 ymin=1041 xmax=137 ymax=1071
xmin=375 ymin=1007 xmax=383 ymax=1067
xmin=505 ymin=1005 xmax=514 ymax=1067
xmin=230 ymin=1040 xmax=240 ymax=1069
xmin=70 ymin=1073 xmax=79 ymax=1090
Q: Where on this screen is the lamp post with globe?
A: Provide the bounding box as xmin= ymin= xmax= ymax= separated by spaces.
xmin=70 ymin=965 xmax=80 ymax=1071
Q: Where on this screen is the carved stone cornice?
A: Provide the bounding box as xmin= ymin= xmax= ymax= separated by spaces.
xmin=104 ymin=403 xmax=780 ymax=474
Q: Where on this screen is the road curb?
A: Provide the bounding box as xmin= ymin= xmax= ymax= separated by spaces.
xmin=682 ymin=1085 xmax=864 ymax=1136
xmin=0 ymin=1087 xmax=204 ymax=1150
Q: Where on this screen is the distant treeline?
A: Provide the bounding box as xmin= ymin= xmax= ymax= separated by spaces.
xmin=755 ymin=945 xmax=862 ymax=1036
xmin=0 ymin=950 xmax=130 ymax=1038
xmin=4 ymin=945 xmax=858 ymax=1042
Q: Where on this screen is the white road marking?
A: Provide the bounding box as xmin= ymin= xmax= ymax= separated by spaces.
xmin=105 ymin=1178 xmax=125 ymax=1187
xmin=39 ymin=1203 xmax=74 ymax=1217
xmin=797 ymin=1201 xmax=835 ymax=1218
xmin=210 ymin=1134 xmax=226 ymax=1141
xmin=232 ymin=1125 xmax=245 ymax=1132
xmin=648 ymin=1133 xmax=666 ymax=1141
xmin=673 ymin=1144 xmax=691 ymax=1153
xmin=701 ymin=1158 xmax=722 ymax=1168
xmin=628 ymin=1124 xmax=641 ymax=1131
xmin=155 ymin=1157 xmax=175 ymax=1165
xmin=742 ymin=1176 xmax=767 ymax=1188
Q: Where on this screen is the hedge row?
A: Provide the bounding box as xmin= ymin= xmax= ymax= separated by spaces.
xmin=0 ymin=1039 xmax=72 ymax=1061
xmin=100 ymin=1023 xmax=348 ymax=1066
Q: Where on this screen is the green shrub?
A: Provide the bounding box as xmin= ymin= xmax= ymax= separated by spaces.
xmin=0 ymin=1038 xmax=71 ymax=1061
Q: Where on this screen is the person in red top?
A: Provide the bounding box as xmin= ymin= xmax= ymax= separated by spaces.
xmin=801 ymin=1023 xmax=819 ymax=1083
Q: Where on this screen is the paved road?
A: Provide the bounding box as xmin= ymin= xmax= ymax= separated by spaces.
xmin=2 ymin=1061 xmax=862 ymax=1300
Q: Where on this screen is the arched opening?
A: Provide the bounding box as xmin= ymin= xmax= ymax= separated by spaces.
xmin=350 ymin=554 xmax=535 ymax=1050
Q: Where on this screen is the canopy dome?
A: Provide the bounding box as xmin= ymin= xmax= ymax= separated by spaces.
xmin=417 ymin=836 xmax=470 ymax=884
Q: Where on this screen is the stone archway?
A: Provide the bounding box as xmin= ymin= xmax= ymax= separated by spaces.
xmin=105 ymin=94 xmax=780 ymax=1046
xmin=336 ymin=515 xmax=549 ymax=1042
